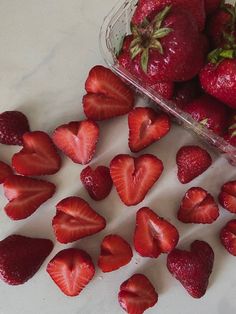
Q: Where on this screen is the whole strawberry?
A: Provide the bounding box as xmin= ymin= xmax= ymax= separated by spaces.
xmin=0 ymin=111 xmax=30 ymax=145
xmin=204 ymin=0 xmax=221 ymax=15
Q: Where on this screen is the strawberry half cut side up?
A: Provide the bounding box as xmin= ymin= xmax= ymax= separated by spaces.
xmin=47 ymin=248 xmax=95 ymax=296
xmin=0 ymin=161 xmax=13 ymax=184
xmin=220 ymin=219 xmax=236 ymax=256
xmin=110 ymin=154 xmax=163 ymax=206
xmin=12 ymin=131 xmax=61 ymax=176
xmin=3 ymin=175 xmax=56 ymax=220
xmin=98 ymin=234 xmax=133 ymax=272
xmin=128 ymin=107 xmax=171 ymax=153
xmin=118 ymin=274 xmax=158 ymax=314
xmin=83 ymin=65 xmax=134 ymax=120
xmin=218 ymin=180 xmax=236 ymax=213
xmin=52 ymin=120 xmax=99 ymax=165
xmin=52 ymin=196 xmax=106 ymax=244
xmin=178 ymin=187 xmax=219 ymax=224
xmin=134 ymin=207 xmax=179 ymax=258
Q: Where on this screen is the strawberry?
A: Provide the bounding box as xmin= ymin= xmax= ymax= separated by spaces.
xmin=52 ymin=196 xmax=106 ymax=244
xmin=3 ymin=175 xmax=56 ymax=220
xmin=132 ymin=0 xmax=206 ymax=31
xmin=98 ymin=235 xmax=133 ymax=272
xmin=220 ymin=219 xmax=236 ymax=256
xmin=52 ymin=120 xmax=99 ymax=165
xmin=224 ymin=111 xmax=236 ymax=147
xmin=183 ymin=95 xmax=227 ymax=136
xmin=12 ymin=131 xmax=61 ymax=176
xmin=0 ymin=111 xmax=30 ymax=145
xmin=178 ymin=187 xmax=219 ymax=224
xmin=204 ymin=0 xmax=221 ymax=15
xmin=218 ymin=180 xmax=236 ymax=213
xmin=0 ymin=161 xmax=13 ymax=184
xmin=119 ymin=274 xmax=158 ymax=314
xmin=110 ymin=154 xmax=163 ymax=206
xmin=134 ymin=207 xmax=179 ymax=258
xmin=0 ymin=234 xmax=53 ymax=285
xmin=80 ymin=165 xmax=113 ymax=201
xmin=83 ymin=66 xmax=134 ymax=120
xmin=167 ymin=240 xmax=214 ymax=298
xmin=128 ymin=107 xmax=171 ymax=152
xmin=47 ymin=248 xmax=95 ymax=296
xmin=176 ymin=146 xmax=212 ymax=184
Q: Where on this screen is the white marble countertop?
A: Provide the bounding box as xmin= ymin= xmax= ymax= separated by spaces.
xmin=0 ymin=1 xmax=235 ymax=313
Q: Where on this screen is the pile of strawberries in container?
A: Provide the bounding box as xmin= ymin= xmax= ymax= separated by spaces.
xmin=0 ymin=0 xmax=236 ymax=314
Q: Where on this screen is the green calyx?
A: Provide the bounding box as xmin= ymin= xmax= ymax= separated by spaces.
xmin=130 ymin=5 xmax=173 ymax=73
xmin=208 ymin=47 xmax=236 ymax=64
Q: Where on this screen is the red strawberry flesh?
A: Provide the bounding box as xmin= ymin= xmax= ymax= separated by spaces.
xmin=0 ymin=161 xmax=13 ymax=184
xmin=219 ymin=181 xmax=236 ymax=213
xmin=220 ymin=219 xmax=236 ymax=256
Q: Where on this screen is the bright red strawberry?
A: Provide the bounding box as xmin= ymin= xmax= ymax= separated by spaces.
xmin=220 ymin=219 xmax=236 ymax=256
xmin=3 ymin=175 xmax=56 ymax=220
xmin=47 ymin=248 xmax=95 ymax=296
xmin=167 ymin=240 xmax=214 ymax=298
xmin=0 ymin=111 xmax=30 ymax=145
xmin=12 ymin=131 xmax=61 ymax=176
xmin=176 ymin=146 xmax=212 ymax=184
xmin=128 ymin=107 xmax=171 ymax=152
xmin=52 ymin=120 xmax=99 ymax=165
xmin=83 ymin=65 xmax=134 ymax=120
xmin=98 ymin=235 xmax=133 ymax=272
xmin=110 ymin=154 xmax=163 ymax=206
xmin=134 ymin=207 xmax=179 ymax=258
xmin=183 ymin=95 xmax=227 ymax=136
xmin=118 ymin=274 xmax=158 ymax=314
xmin=0 ymin=234 xmax=53 ymax=285
xmin=132 ymin=0 xmax=206 ymax=31
xmin=52 ymin=196 xmax=106 ymax=244
xmin=178 ymin=187 xmax=219 ymax=224
xmin=80 ymin=165 xmax=113 ymax=201
xmin=0 ymin=161 xmax=13 ymax=184
xmin=205 ymin=0 xmax=221 ymax=15
xmin=218 ymin=180 xmax=236 ymax=213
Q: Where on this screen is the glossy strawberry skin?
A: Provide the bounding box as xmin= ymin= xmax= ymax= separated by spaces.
xmin=0 ymin=161 xmax=13 ymax=184
xmin=218 ymin=181 xmax=236 ymax=213
xmin=220 ymin=220 xmax=236 ymax=256
xmin=173 ymin=78 xmax=202 ymax=109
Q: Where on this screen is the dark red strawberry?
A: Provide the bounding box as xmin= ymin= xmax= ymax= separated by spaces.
xmin=149 ymin=81 xmax=174 ymax=99
xmin=52 ymin=196 xmax=106 ymax=244
xmin=128 ymin=107 xmax=171 ymax=152
xmin=3 ymin=175 xmax=56 ymax=220
xmin=47 ymin=248 xmax=95 ymax=296
xmin=167 ymin=240 xmax=214 ymax=298
xmin=98 ymin=235 xmax=133 ymax=272
xmin=224 ymin=111 xmax=236 ymax=147
xmin=205 ymin=0 xmax=221 ymax=15
xmin=52 ymin=120 xmax=99 ymax=165
xmin=134 ymin=207 xmax=179 ymax=258
xmin=176 ymin=146 xmax=212 ymax=184
xmin=183 ymin=95 xmax=227 ymax=136
xmin=0 ymin=234 xmax=53 ymax=285
xmin=80 ymin=165 xmax=113 ymax=201
xmin=118 ymin=274 xmax=158 ymax=314
xmin=220 ymin=219 xmax=236 ymax=256
xmin=83 ymin=66 xmax=134 ymax=120
xmin=0 ymin=111 xmax=30 ymax=145
xmin=0 ymin=161 xmax=13 ymax=184
xmin=110 ymin=154 xmax=163 ymax=206
xmin=219 ymin=180 xmax=236 ymax=213
xmin=178 ymin=187 xmax=219 ymax=224
xmin=12 ymin=131 xmax=61 ymax=176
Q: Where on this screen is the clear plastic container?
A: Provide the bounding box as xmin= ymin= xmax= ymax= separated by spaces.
xmin=99 ymin=0 xmax=236 ymax=165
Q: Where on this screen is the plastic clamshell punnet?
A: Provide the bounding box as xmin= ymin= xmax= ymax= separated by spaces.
xmin=99 ymin=0 xmax=236 ymax=165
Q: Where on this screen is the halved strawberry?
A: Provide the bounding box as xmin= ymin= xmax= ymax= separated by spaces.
xmin=110 ymin=154 xmax=163 ymax=206
xmin=83 ymin=65 xmax=134 ymax=120
xmin=98 ymin=235 xmax=133 ymax=272
xmin=220 ymin=219 xmax=236 ymax=256
xmin=118 ymin=274 xmax=158 ymax=314
xmin=178 ymin=187 xmax=219 ymax=224
xmin=218 ymin=181 xmax=236 ymax=214
xmin=52 ymin=120 xmax=99 ymax=165
xmin=0 ymin=161 xmax=13 ymax=184
xmin=128 ymin=107 xmax=171 ymax=153
xmin=134 ymin=207 xmax=179 ymax=258
xmin=12 ymin=131 xmax=61 ymax=176
xmin=3 ymin=175 xmax=56 ymax=220
xmin=52 ymin=197 xmax=106 ymax=244
xmin=47 ymin=248 xmax=95 ymax=296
